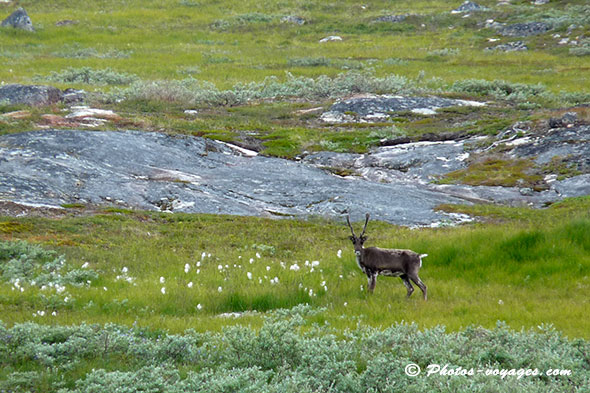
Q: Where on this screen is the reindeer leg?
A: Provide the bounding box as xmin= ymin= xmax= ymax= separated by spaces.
xmin=401 ymin=274 xmax=414 ymax=298
xmin=409 ymin=274 xmax=427 ymax=301
xmin=367 ymin=273 xmax=377 ymax=293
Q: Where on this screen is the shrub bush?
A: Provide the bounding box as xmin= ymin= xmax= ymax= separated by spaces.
xmin=37 ymin=67 xmax=139 ymax=85
xmin=0 ymin=307 xmax=588 ymax=392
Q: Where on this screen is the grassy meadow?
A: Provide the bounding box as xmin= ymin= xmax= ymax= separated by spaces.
xmin=1 ymin=197 xmax=589 ymax=337
xmin=2 ymin=0 xmax=590 ymax=159
xmin=1 ymin=0 xmax=590 ymax=390
xmin=1 ymin=199 xmax=590 ymax=391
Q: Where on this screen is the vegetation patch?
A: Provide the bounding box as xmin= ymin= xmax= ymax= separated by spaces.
xmin=36 ymin=67 xmax=139 ymax=86
xmin=0 ymin=311 xmax=588 ymax=392
xmin=437 ymin=156 xmax=548 ymax=190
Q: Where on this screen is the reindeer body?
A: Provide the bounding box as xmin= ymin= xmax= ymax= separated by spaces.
xmin=347 ymin=214 xmax=427 ymax=300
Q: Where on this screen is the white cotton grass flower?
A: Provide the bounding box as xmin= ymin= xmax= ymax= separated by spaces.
xmin=161 ymin=287 xmax=166 ymax=295
xmin=311 ymin=261 xmax=320 ymax=267
xmin=196 ymin=303 xmax=202 ymax=310
xmin=266 ymin=266 xmax=271 ymax=271
xmin=196 ymin=261 xmax=201 ymax=267
xmin=82 ymin=262 xmax=89 ymax=269
xmin=196 ymin=269 xmax=201 ymax=274
xmin=270 ymin=277 xmax=279 ymax=285
xmin=184 ymin=263 xmax=190 ymax=273
xmin=290 ymin=264 xmax=300 ymax=271
xmin=160 ymin=276 xmax=165 ymax=284
xmin=498 ymin=299 xmax=504 ymax=305
xmin=247 ymin=272 xmax=253 ymax=280
xmin=337 ymin=249 xmax=342 ymax=258
xmin=201 ymin=252 xmax=207 ymax=260
xmin=249 ymin=258 xmax=254 ymax=264
xmin=188 ymin=282 xmax=193 ymax=288
xmin=122 ymin=266 xmax=128 ymax=273
xmin=256 ymin=252 xmax=261 ymax=259
xmin=218 ymin=286 xmax=223 ymax=293
xmin=103 ymin=286 xmax=108 ymax=291
xmin=52 ymin=311 xmax=57 ymax=316
xmin=344 ymin=302 xmax=348 ymax=307
xmin=218 ymin=264 xmax=223 ymax=271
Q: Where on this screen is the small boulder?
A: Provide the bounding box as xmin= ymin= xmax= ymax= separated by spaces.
xmin=0 ymin=84 xmax=62 ymax=106
xmin=280 ymin=15 xmax=305 ymax=25
xmin=485 ymin=40 xmax=528 ymax=52
xmin=451 ymin=1 xmax=486 ymax=14
xmin=0 ymin=110 xmax=31 ymax=119
xmin=1 ymin=7 xmax=34 ymax=31
xmin=61 ymin=88 xmax=86 ymax=105
xmin=66 ymin=106 xmax=121 ymax=122
xmin=549 ymin=112 xmax=578 ymax=129
xmin=319 ymin=35 xmax=342 ymax=43
xmin=498 ymin=22 xmax=551 ymax=37
xmin=373 ymin=15 xmax=407 ymax=23
xmin=55 ymin=19 xmax=78 ymax=27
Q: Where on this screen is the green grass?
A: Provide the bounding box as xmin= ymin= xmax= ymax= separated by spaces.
xmin=1 ymin=1 xmax=590 ymax=390
xmin=1 ymin=197 xmax=589 ymax=338
xmin=1 ymin=1 xmax=589 ymax=92
xmin=1 ymin=1 xmax=589 ymax=158
xmin=437 ymin=157 xmax=548 ymax=190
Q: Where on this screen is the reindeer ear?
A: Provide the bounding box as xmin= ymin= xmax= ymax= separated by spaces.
xmin=361 ymin=235 xmax=368 ymax=243
xmin=349 ymin=235 xmax=355 ymax=241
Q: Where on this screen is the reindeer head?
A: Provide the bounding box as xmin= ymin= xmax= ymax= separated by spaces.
xmin=346 ymin=213 xmax=370 ymax=255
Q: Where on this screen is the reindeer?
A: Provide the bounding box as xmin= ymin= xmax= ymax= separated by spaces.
xmin=346 ymin=213 xmax=427 ymax=300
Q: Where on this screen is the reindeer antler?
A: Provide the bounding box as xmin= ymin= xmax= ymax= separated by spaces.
xmin=360 ymin=213 xmax=370 ymax=238
xmin=346 ymin=215 xmax=356 ymax=237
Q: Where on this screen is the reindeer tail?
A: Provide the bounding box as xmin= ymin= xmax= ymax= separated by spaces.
xmin=419 ymin=254 xmax=428 ymax=268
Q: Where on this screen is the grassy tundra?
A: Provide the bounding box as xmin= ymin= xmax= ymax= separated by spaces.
xmin=1 ymin=199 xmax=589 ymax=391
xmin=1 ymin=0 xmax=590 ymax=391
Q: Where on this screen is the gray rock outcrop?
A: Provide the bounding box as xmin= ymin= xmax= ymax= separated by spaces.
xmin=452 ymin=1 xmax=486 ymax=13
xmin=498 ymin=22 xmax=551 ymax=37
xmin=1 ymin=125 xmax=588 ymax=226
xmin=485 ymin=41 xmax=528 ymax=52
xmin=280 ymin=15 xmax=305 ymax=25
xmin=0 ymin=84 xmax=62 ymax=106
xmin=320 ymin=95 xmax=485 ymax=123
xmin=0 ymin=130 xmax=472 ymax=226
xmin=373 ymin=15 xmax=407 ymax=23
xmin=1 ymin=7 xmax=34 ymax=31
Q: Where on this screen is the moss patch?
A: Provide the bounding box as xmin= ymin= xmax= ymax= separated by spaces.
xmin=437 ymin=156 xmax=548 ymax=190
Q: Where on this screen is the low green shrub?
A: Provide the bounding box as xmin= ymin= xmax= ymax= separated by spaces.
xmin=450 ymin=79 xmax=547 ymax=101
xmin=108 ymin=70 xmax=413 ymax=106
xmin=51 ymin=44 xmax=132 ymax=59
xmin=36 ymin=67 xmax=139 ymax=85
xmin=211 ymin=13 xmax=274 ymax=31
xmin=0 ymin=309 xmax=587 ymax=392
